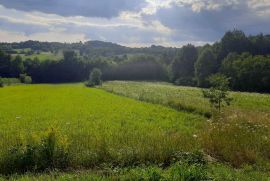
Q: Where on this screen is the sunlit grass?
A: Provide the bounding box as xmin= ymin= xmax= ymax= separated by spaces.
xmin=0 ymin=84 xmax=205 ymax=173
xmin=101 ymin=81 xmax=270 ymax=170
xmin=101 ymin=81 xmax=270 ymax=115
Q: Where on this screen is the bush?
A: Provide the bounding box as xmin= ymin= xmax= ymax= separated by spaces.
xmin=0 ymin=128 xmax=70 ymax=175
xmin=19 ymin=74 xmax=32 ymax=84
xmin=84 ymin=81 xmax=95 ymax=87
xmin=1 ymin=78 xmax=21 ymax=85
xmin=85 ymin=68 xmax=102 ymax=87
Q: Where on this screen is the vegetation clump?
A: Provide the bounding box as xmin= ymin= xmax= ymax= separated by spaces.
xmin=0 ymin=77 xmax=3 ymax=87
xmin=202 ymin=74 xmax=232 ymax=113
xmin=201 ymin=111 xmax=270 ymax=169
xmin=85 ymin=68 xmax=102 ymax=87
xmin=19 ymin=74 xmax=32 ymax=84
xmin=0 ymin=128 xmax=70 ymax=175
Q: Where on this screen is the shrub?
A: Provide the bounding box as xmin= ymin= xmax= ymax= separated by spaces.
xmin=202 ymin=74 xmax=232 ymax=112
xmin=85 ymin=68 xmax=102 ymax=87
xmin=1 ymin=78 xmax=20 ymax=85
xmin=19 ymin=74 xmax=32 ymax=84
xmin=24 ymin=76 xmax=32 ymax=84
xmin=85 ymin=81 xmax=95 ymax=87
xmin=0 ymin=128 xmax=70 ymax=175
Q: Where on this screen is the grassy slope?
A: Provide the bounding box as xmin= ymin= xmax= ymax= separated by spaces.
xmin=101 ymin=81 xmax=270 ymax=115
xmin=100 ymin=81 xmax=270 ymax=180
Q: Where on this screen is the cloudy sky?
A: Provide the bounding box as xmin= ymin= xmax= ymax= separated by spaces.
xmin=0 ymin=0 xmax=269 ymax=47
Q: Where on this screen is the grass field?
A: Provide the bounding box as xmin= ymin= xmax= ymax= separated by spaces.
xmin=0 ymin=82 xmax=269 ymax=180
xmin=102 ymin=81 xmax=270 ymax=115
xmin=101 ymin=81 xmax=270 ymax=178
xmin=0 ymin=84 xmax=206 ymax=175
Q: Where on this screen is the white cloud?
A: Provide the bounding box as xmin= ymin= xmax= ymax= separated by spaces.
xmin=0 ymin=30 xmax=87 ymax=43
xmin=0 ymin=0 xmax=269 ymax=46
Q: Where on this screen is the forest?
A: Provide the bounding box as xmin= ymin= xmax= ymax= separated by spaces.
xmin=1 ymin=29 xmax=270 ymax=92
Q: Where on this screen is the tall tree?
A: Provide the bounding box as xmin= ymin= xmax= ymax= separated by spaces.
xmin=10 ymin=55 xmax=24 ymax=77
xmin=195 ymin=48 xmax=218 ymax=87
xmin=170 ymin=44 xmax=198 ymax=85
xmin=218 ymin=29 xmax=251 ymax=61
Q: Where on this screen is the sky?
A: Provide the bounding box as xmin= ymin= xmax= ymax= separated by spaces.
xmin=0 ymin=0 xmax=269 ymax=47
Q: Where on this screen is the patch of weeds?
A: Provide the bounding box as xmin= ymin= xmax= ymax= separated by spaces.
xmin=0 ymin=128 xmax=70 ymax=175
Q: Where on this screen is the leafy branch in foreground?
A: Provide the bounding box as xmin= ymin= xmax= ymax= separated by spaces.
xmin=202 ymin=74 xmax=232 ymax=113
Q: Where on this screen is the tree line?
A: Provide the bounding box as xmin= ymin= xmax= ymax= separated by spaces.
xmin=170 ymin=30 xmax=270 ymax=92
xmin=0 ymin=30 xmax=270 ymax=92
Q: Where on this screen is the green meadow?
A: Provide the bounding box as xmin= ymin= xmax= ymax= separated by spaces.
xmin=0 ymin=82 xmax=269 ymax=180
xmin=102 ymin=81 xmax=270 ymax=115
xmin=22 ymin=52 xmax=63 ymax=61
xmin=12 ymin=51 xmax=63 ymax=61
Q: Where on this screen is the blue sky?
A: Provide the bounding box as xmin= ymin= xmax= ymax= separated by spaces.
xmin=0 ymin=0 xmax=269 ymax=47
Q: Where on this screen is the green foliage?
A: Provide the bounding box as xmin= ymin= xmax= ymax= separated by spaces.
xmin=201 ymin=111 xmax=270 ymax=169
xmin=19 ymin=74 xmax=32 ymax=84
xmin=11 ymin=55 xmax=25 ymax=77
xmin=104 ymin=54 xmax=168 ymax=81
xmin=170 ymin=44 xmax=197 ymax=85
xmin=219 ymin=29 xmax=251 ymax=60
xmin=0 ymin=77 xmax=3 ymax=87
xmin=0 ymin=82 xmax=270 ymax=179
xmin=1 ymin=32 xmax=270 ymax=93
xmin=22 ymin=52 xmax=63 ymax=61
xmin=0 ymin=78 xmax=21 ymax=85
xmin=0 ymin=128 xmax=69 ymax=175
xmin=168 ymin=162 xmax=209 ymax=181
xmin=202 ymin=74 xmax=232 ymax=112
xmin=195 ymin=48 xmax=219 ymax=87
xmin=2 ymin=163 xmax=270 ymax=181
xmin=222 ymin=53 xmax=270 ymax=92
xmin=102 ymin=81 xmax=270 ymax=118
xmin=63 ymin=50 xmax=77 ymax=62
xmin=86 ymin=68 xmax=102 ymax=87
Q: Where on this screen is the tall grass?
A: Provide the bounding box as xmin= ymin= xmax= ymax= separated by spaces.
xmin=102 ymin=81 xmax=270 ymax=170
xmin=201 ymin=111 xmax=270 ymax=169
xmin=0 ymin=128 xmax=69 ymax=175
xmin=101 ymin=81 xmax=270 ymax=115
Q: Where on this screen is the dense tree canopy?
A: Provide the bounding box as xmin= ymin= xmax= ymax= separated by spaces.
xmin=195 ymin=48 xmax=218 ymax=87
xmin=0 ymin=30 xmax=270 ymax=92
xmin=170 ymin=44 xmax=197 ymax=85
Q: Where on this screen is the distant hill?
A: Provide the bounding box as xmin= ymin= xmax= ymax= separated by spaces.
xmin=0 ymin=40 xmax=178 ymax=57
